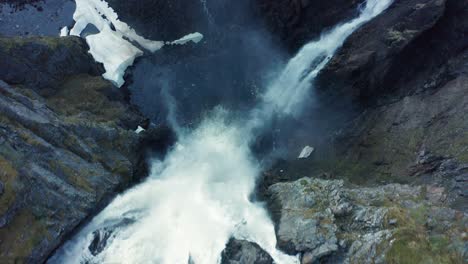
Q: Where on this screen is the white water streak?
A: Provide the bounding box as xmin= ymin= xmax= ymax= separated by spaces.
xmin=50 ymin=0 xmax=393 ymax=263
xmin=263 ymin=0 xmax=393 ymax=116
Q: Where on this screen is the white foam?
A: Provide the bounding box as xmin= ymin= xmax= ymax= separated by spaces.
xmin=51 ymin=112 xmax=298 ymax=264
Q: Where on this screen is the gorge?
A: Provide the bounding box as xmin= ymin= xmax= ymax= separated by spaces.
xmin=0 ymin=0 xmax=467 ymax=263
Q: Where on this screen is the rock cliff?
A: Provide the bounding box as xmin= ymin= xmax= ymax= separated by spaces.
xmin=0 ymin=36 xmax=172 ymax=263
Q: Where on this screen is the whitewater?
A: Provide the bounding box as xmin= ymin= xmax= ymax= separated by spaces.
xmin=50 ymin=0 xmax=393 ymax=263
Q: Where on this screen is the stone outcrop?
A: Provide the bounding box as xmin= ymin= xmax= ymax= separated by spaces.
xmin=267 ymin=177 xmax=467 ymax=263
xmin=221 ymin=239 xmax=274 ymax=264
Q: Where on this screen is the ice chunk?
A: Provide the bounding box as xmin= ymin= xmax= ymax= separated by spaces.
xmin=135 ymin=126 xmax=145 ymax=134
xmin=60 ymin=26 xmax=69 ymax=37
xmin=298 ymin=146 xmax=315 ymax=159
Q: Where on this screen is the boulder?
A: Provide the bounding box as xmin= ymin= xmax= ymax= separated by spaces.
xmin=221 ymin=239 xmax=274 ymax=264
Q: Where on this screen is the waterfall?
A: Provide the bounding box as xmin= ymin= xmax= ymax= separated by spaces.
xmin=200 ymin=0 xmax=215 ymax=24
xmin=49 ymin=0 xmax=393 ymax=263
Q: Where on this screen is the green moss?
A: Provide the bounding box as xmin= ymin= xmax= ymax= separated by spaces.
xmin=0 ymin=209 xmax=49 ymax=260
xmin=48 ymin=159 xmax=94 ymax=193
xmin=409 ymin=204 xmax=429 ymax=225
xmin=0 ymin=156 xmax=19 ymax=216
xmin=384 ymin=205 xmax=464 ymax=264
xmin=448 ymin=132 xmax=468 ymax=163
xmin=386 ymin=230 xmax=462 ymax=264
xmin=46 ymin=75 xmax=124 ymax=126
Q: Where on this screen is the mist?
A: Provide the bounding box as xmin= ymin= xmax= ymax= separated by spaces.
xmin=127 ymin=0 xmax=287 ymax=127
xmin=49 ymin=0 xmax=393 ymax=263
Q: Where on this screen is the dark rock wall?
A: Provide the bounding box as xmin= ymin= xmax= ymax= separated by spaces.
xmin=256 ymin=0 xmax=361 ymax=51
xmin=0 ymin=36 xmax=171 ymax=263
xmin=258 ymin=0 xmax=468 ymax=198
xmin=317 ymin=0 xmax=467 ymax=103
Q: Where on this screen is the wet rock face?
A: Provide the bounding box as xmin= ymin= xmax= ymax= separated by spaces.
xmin=256 ymin=0 xmax=360 ymax=51
xmin=221 ymin=239 xmax=273 ymax=264
xmin=269 ymin=0 xmax=468 ymax=190
xmin=267 ymin=177 xmax=467 ymax=263
xmin=317 ymin=0 xmax=467 ymax=103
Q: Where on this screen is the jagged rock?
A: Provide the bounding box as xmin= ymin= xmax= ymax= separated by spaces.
xmin=346 ymin=230 xmax=392 ymax=264
xmin=88 ymin=217 xmax=135 ymax=256
xmin=267 ymin=177 xmax=467 ymax=263
xmin=317 ymin=0 xmax=450 ymax=101
xmin=221 ymin=239 xmax=273 ymax=264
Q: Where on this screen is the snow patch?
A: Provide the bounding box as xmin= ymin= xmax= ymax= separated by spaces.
xmin=69 ymin=0 xmax=202 ymax=87
xmin=60 ymin=26 xmax=69 ymax=37
xmin=70 ymin=0 xmax=161 ymax=87
xmin=86 ymin=27 xmax=143 ymax=87
xmin=170 ymin=32 xmax=204 ymax=45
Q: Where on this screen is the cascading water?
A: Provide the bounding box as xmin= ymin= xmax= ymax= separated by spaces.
xmin=50 ymin=0 xmax=393 ymax=263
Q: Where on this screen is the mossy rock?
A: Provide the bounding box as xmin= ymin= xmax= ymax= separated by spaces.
xmin=0 ymin=209 xmax=49 ymax=261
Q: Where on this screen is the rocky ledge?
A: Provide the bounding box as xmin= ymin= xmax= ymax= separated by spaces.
xmin=268 ymin=177 xmax=466 ymax=263
xmin=0 ymin=36 xmax=173 ymax=262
